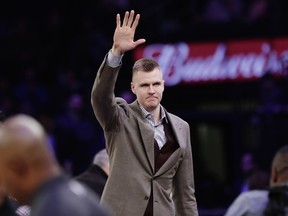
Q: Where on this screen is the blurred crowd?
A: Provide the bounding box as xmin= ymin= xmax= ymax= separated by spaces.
xmin=1 ymin=0 xmax=288 ymax=213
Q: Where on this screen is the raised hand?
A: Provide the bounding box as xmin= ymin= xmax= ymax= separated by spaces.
xmin=112 ymin=10 xmax=146 ymax=56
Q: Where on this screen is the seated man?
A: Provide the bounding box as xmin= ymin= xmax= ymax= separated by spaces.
xmin=75 ymin=149 xmax=109 ymax=198
xmin=225 ymin=145 xmax=288 ymax=216
xmin=0 ymin=114 xmax=110 ymax=216
xmin=0 ymin=112 xmax=30 ymax=216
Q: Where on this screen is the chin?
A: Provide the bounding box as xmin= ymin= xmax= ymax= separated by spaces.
xmin=145 ymin=105 xmax=157 ymax=112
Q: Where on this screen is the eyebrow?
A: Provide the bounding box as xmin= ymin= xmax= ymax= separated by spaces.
xmin=139 ymin=81 xmax=162 ymax=86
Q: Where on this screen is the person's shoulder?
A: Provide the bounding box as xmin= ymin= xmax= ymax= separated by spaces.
xmin=240 ymin=190 xmax=269 ymax=199
xmin=236 ymin=190 xmax=269 ymax=211
xmin=225 ymin=190 xmax=269 ymax=216
xmin=166 ymin=112 xmax=189 ymax=125
xmin=115 ymin=97 xmax=133 ymax=117
xmin=115 ymin=97 xmax=128 ymax=105
xmin=68 ymin=180 xmax=111 ymax=214
xmin=264 ymin=185 xmax=288 ymax=216
xmin=68 ymin=179 xmax=100 ymax=197
xmin=35 ymin=179 xmax=110 ymax=216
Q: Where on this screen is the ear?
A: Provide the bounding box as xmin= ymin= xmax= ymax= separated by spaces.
xmin=270 ymin=168 xmax=278 ymax=186
xmin=130 ymin=82 xmax=135 ymax=94
xmin=7 ymin=159 xmax=28 ymax=178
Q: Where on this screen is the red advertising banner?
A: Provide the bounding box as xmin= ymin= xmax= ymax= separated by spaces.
xmin=133 ymin=38 xmax=288 ymax=86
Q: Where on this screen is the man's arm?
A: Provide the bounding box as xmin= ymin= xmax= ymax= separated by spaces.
xmin=91 ymin=10 xmax=145 ymax=128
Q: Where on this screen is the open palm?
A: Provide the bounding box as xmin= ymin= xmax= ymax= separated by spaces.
xmin=112 ymin=10 xmax=146 ymax=55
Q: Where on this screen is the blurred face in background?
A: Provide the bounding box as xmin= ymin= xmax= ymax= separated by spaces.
xmin=0 ymin=145 xmax=32 ymax=205
xmin=0 ymin=158 xmax=20 ymax=203
xmin=241 ymin=153 xmax=256 ymax=177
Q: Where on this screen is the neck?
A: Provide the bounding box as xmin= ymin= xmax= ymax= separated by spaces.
xmin=150 ymin=106 xmax=161 ymax=124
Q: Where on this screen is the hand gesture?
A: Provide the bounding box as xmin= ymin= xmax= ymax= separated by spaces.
xmin=112 ymin=10 xmax=146 ymax=56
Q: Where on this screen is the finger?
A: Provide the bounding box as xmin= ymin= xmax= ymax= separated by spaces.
xmin=127 ymin=10 xmax=135 ymax=27
xmin=131 ymin=14 xmax=140 ymax=31
xmin=123 ymin=11 xmax=129 ymax=27
xmin=116 ymin=14 xmax=120 ymax=28
xmin=134 ymin=38 xmax=146 ymax=47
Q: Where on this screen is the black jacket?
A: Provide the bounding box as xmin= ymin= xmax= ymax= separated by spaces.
xmin=74 ymin=165 xmax=108 ymax=198
xmin=0 ymin=196 xmax=18 ymax=216
xmin=264 ymin=184 xmax=288 ymax=216
xmin=30 ymin=175 xmax=109 ymax=216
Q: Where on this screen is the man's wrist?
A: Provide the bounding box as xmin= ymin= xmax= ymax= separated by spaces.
xmin=107 ymin=49 xmax=123 ymax=68
xmin=111 ymin=46 xmax=123 ymax=56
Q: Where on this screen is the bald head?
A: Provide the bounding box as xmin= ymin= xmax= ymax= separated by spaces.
xmin=0 ymin=114 xmax=45 ymax=140
xmin=0 ymin=114 xmax=60 ymax=204
xmin=270 ymin=145 xmax=288 ymax=186
xmin=0 ymin=114 xmax=54 ymax=163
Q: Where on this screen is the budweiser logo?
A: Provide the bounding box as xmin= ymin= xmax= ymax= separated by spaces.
xmin=134 ymin=38 xmax=288 ymax=86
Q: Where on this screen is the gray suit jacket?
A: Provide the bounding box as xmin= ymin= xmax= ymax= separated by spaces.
xmin=91 ymin=56 xmax=198 ymax=216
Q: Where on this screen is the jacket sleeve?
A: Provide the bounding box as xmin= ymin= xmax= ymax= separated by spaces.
xmin=91 ymin=54 xmax=124 ymax=132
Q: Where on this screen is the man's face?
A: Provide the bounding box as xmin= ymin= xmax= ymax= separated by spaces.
xmin=131 ymin=68 xmax=164 ymax=112
xmin=0 ymin=157 xmax=29 ymax=205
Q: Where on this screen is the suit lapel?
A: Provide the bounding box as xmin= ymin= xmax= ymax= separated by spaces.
xmin=155 ymin=148 xmax=182 ymax=177
xmin=169 ymin=115 xmax=186 ymax=149
xmin=137 ymin=120 xmax=155 ymax=173
xmin=130 ymin=101 xmax=155 ymax=173
xmin=129 ymin=103 xmax=187 ymax=176
xmin=154 ymin=112 xmax=186 ymax=176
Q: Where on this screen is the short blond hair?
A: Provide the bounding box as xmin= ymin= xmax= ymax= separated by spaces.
xmin=272 ymin=145 xmax=288 ymax=172
xmin=132 ymin=58 xmax=160 ymax=76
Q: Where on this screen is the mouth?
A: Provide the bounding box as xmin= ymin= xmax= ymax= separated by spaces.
xmin=146 ymin=97 xmax=157 ymax=102
xmin=147 ymin=95 xmax=157 ymax=99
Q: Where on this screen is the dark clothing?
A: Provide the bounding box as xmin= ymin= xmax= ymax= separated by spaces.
xmin=30 ymin=175 xmax=109 ymax=216
xmin=75 ymin=165 xmax=108 ymax=198
xmin=264 ymin=184 xmax=288 ymax=216
xmin=0 ymin=196 xmax=17 ymax=216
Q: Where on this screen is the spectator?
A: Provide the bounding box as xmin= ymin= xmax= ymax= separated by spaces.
xmin=224 ymin=145 xmax=288 ymax=216
xmin=75 ymin=149 xmax=109 ymax=197
xmin=0 ymin=111 xmax=30 ymax=216
xmin=0 ymin=114 xmax=109 ymax=216
xmin=232 ymin=152 xmax=259 ymax=198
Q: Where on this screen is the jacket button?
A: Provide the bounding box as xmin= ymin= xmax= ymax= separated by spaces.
xmin=144 ymin=196 xmax=149 ymax=200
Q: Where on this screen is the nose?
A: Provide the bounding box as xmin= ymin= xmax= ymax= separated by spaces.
xmin=148 ymin=85 xmax=155 ymax=94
